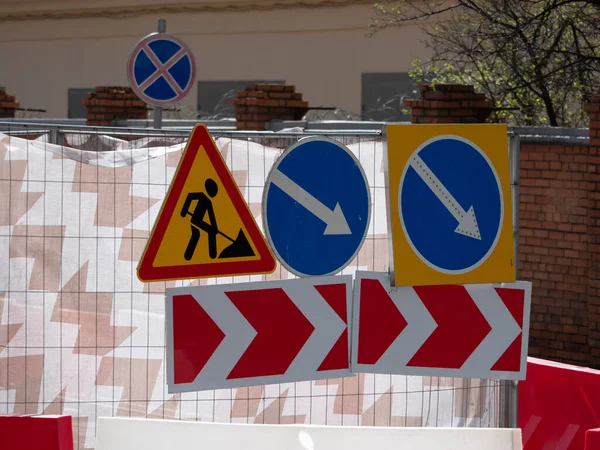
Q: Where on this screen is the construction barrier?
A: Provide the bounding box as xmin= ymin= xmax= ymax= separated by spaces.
xmin=0 ymin=415 xmax=74 ymax=450
xmin=585 ymin=429 xmax=600 ymax=450
xmin=97 ymin=417 xmax=523 ymax=450
xmin=520 ymin=358 xmax=600 ymax=450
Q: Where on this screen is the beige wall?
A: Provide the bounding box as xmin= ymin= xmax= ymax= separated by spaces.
xmin=0 ymin=1 xmax=430 ymax=118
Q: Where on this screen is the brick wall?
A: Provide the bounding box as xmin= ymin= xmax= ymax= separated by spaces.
xmin=83 ymin=86 xmax=148 ymax=126
xmin=519 ymin=141 xmax=591 ymax=365
xmin=232 ymin=84 xmax=309 ymax=130
xmin=405 ymin=85 xmax=600 ymax=368
xmin=585 ymin=95 xmax=600 ymax=368
xmin=522 ymin=96 xmax=600 ymax=367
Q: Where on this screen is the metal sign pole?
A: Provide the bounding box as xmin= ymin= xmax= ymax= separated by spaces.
xmin=153 ymin=19 xmax=166 ymax=130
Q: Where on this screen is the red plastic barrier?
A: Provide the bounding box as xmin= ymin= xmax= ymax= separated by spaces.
xmin=519 ymin=358 xmax=600 ymax=450
xmin=585 ymin=429 xmax=600 ymax=450
xmin=0 ymin=415 xmax=74 ymax=450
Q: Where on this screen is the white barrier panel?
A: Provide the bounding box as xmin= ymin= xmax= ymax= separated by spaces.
xmin=97 ymin=417 xmax=523 ymax=450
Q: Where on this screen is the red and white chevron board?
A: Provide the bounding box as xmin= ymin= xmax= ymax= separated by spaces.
xmin=166 ymin=276 xmax=353 ymax=392
xmin=351 ymin=271 xmax=532 ymax=380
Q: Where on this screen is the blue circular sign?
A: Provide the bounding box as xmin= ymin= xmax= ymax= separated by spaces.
xmin=127 ymin=33 xmax=196 ymax=108
xmin=263 ymin=137 xmax=371 ymax=277
xmin=399 ymin=135 xmax=504 ymax=274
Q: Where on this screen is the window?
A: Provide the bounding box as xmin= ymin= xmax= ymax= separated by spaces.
xmin=361 ymin=73 xmax=417 ymax=122
xmin=68 ymin=88 xmax=94 ymax=119
xmin=197 ymin=80 xmax=285 ymax=119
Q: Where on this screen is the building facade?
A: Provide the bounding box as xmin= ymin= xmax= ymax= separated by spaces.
xmin=0 ymin=0 xmax=430 ymax=119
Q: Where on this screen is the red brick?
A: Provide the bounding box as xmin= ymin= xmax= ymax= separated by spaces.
xmin=246 ymin=106 xmax=269 ymax=113
xmin=425 ymin=109 xmax=450 ymax=117
xmin=442 ymin=92 xmax=480 ymax=100
xmin=556 ymin=241 xmax=573 ymax=250
xmin=572 ymin=259 xmax=588 ymax=268
xmin=285 ymin=100 xmax=309 ymax=108
xmin=433 ymin=100 xmax=465 ymax=108
xmin=520 ymin=245 xmax=534 ymax=254
xmin=258 ymin=99 xmax=280 ymax=107
xmin=536 ymin=271 xmax=549 ymax=280
xmin=565 ymin=233 xmax=580 ymax=242
xmin=422 ymin=91 xmax=454 ymax=101
xmin=268 ymin=92 xmax=293 ymax=100
xmin=534 ymin=161 xmax=551 ymax=170
xmin=243 ymin=91 xmax=269 ymax=99
xmin=255 ymin=84 xmax=284 ymax=92
xmin=535 ymin=179 xmax=551 ymax=187
xmin=405 ymin=99 xmax=423 ymax=108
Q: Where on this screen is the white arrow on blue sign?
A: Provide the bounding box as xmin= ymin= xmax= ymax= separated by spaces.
xmin=263 ymin=137 xmax=371 ymax=278
xmin=127 ymin=33 xmax=196 ymax=108
xmin=399 ymin=135 xmax=504 ymax=275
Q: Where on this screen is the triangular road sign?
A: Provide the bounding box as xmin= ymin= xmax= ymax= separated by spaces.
xmin=137 ymin=124 xmax=276 ymax=282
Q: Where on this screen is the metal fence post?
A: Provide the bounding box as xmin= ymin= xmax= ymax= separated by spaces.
xmin=509 ymin=133 xmax=521 ymax=428
xmin=499 ymin=132 xmax=521 ymax=428
xmin=48 ymin=128 xmax=64 ymax=146
xmin=510 ymin=134 xmax=521 ymax=295
xmin=153 ymin=19 xmax=167 ymax=130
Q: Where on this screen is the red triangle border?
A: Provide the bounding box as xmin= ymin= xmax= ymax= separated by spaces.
xmin=137 ymin=124 xmax=276 ymax=282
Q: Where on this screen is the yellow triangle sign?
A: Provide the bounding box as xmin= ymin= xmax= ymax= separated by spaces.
xmin=137 ymin=124 xmax=276 ymax=282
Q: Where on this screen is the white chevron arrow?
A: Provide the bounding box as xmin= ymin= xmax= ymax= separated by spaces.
xmin=377 ymin=274 xmax=437 ymax=367
xmin=460 ymin=284 xmax=522 ymax=372
xmin=190 ymin=288 xmax=257 ymax=388
xmin=270 ymin=169 xmax=352 ymax=235
xmin=409 ymin=153 xmax=481 ymax=240
xmin=285 ymin=282 xmax=347 ymax=373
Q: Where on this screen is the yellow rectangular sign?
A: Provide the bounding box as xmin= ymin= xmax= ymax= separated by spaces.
xmin=386 ymin=124 xmax=515 ymax=286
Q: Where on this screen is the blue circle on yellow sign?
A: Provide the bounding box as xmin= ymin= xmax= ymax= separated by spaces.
xmin=399 ymin=135 xmax=504 ymax=274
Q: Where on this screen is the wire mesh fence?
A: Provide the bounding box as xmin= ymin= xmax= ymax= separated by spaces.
xmin=0 ymin=122 xmax=502 ymax=450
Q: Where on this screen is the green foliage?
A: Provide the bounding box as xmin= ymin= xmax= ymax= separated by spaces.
xmin=371 ymin=0 xmax=600 ymax=127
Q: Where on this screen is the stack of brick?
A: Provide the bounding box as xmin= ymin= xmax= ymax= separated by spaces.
xmin=405 ymin=84 xmax=495 ymax=124
xmin=83 ymin=86 xmax=148 ymax=126
xmin=232 ymin=84 xmax=309 ymax=130
xmin=0 ymin=89 xmax=20 ymax=118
